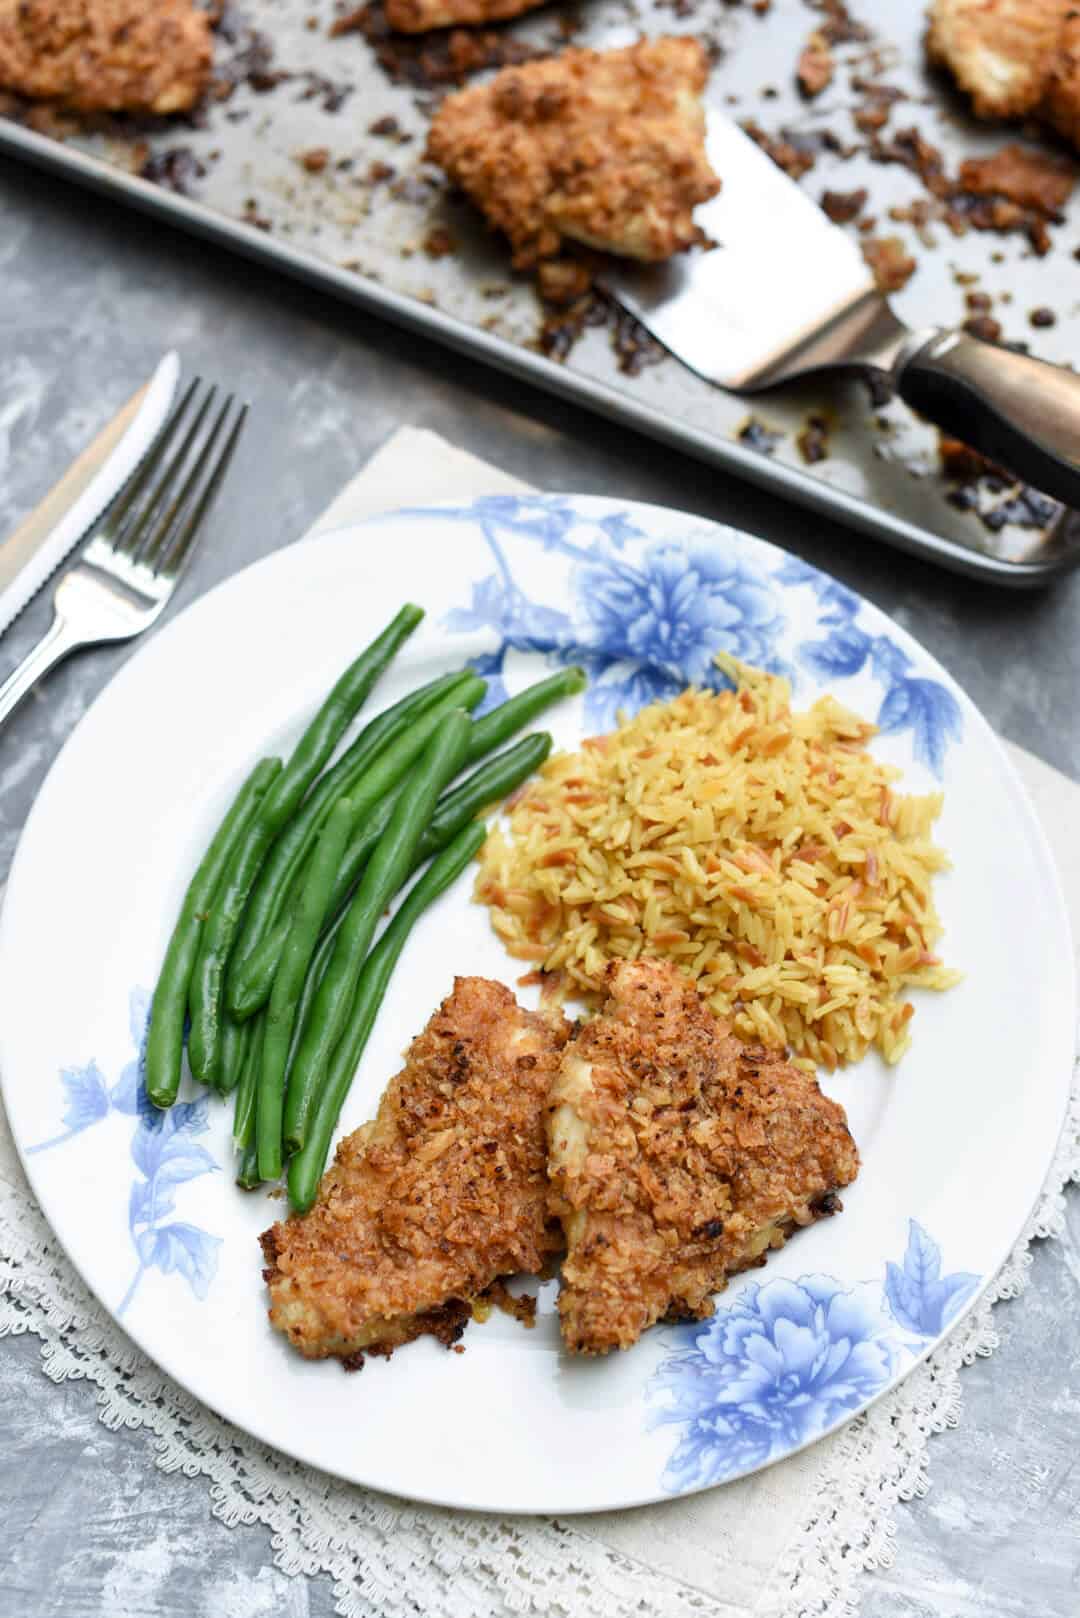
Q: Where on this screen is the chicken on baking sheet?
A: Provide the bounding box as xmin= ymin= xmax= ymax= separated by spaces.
xmin=926 ymin=0 xmax=1080 ymax=149
xmin=385 ymin=0 xmax=546 ymax=33
xmin=0 ymin=0 xmax=213 ymax=114
xmin=425 ymin=36 xmax=721 ymax=268
xmin=546 ymin=959 xmax=859 ymax=1356
xmin=260 ymin=977 xmax=571 ymax=1364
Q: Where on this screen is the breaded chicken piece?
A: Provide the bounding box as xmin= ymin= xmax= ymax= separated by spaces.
xmin=385 ymin=0 xmax=545 ymax=33
xmin=0 ymin=0 xmax=212 ymax=114
xmin=1042 ymin=11 xmax=1080 ymax=146
xmin=925 ymin=0 xmax=1069 ymax=120
xmin=261 ymin=977 xmax=571 ymax=1363
xmin=547 ymin=959 xmax=859 ymax=1355
xmin=426 ymin=37 xmax=720 ymax=269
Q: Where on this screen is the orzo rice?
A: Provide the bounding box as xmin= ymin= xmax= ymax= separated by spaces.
xmin=475 ymin=656 xmax=958 ymax=1069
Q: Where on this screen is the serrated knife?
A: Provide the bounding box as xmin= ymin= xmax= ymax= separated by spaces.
xmin=604 ymin=114 xmax=1080 ymax=509
xmin=0 ymin=351 xmax=180 ymax=639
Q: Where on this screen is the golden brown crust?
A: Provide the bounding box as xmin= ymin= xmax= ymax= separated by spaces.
xmin=384 ymin=0 xmax=546 ymax=33
xmin=547 ymin=959 xmax=859 ymax=1355
xmin=261 ymin=977 xmax=571 ymax=1362
xmin=0 ymin=0 xmax=213 ymax=114
xmin=1041 ymin=12 xmax=1080 ymax=146
xmin=925 ymin=0 xmax=1069 ymax=120
xmin=425 ymin=36 xmax=720 ymax=269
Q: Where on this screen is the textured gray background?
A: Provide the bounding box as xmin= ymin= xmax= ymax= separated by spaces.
xmin=2 ymin=155 xmax=1079 ymax=1617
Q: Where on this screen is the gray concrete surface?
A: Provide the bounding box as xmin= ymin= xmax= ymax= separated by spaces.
xmin=1 ymin=155 xmax=1079 ymax=1618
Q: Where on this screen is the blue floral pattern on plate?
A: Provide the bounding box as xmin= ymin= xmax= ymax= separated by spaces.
xmin=648 ymin=1220 xmax=979 ymax=1491
xmin=408 ymin=494 xmax=962 ymax=771
xmin=27 ymin=988 xmax=220 ymax=1317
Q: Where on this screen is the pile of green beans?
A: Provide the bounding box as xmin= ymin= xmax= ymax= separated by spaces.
xmin=143 ymin=613 xmax=586 ymax=1212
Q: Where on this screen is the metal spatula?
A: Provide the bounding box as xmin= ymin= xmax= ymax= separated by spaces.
xmin=604 ymin=114 xmax=1080 ymax=508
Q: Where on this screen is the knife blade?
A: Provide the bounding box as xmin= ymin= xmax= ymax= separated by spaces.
xmin=0 ymin=351 xmax=180 ymax=638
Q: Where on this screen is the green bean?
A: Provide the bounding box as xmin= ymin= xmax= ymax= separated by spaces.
xmin=226 ymin=677 xmax=486 ymax=1020
xmin=230 ymin=731 xmax=554 ymax=1019
xmin=232 ymin=1014 xmax=264 ymax=1152
xmin=229 ymin=671 xmax=469 ymax=982
xmin=145 ymin=757 xmax=282 ymax=1110
xmin=235 ymin=1140 xmax=262 ymax=1191
xmin=256 ymin=796 xmax=354 ymax=1181
xmin=187 ymin=606 xmax=423 ymax=1083
xmin=465 ymin=666 xmax=584 ymax=761
xmin=260 ymin=604 xmax=424 ymax=836
xmin=282 ymin=711 xmax=473 ymax=1154
xmin=217 ymin=1014 xmax=250 ymax=1097
xmin=287 ymin=821 xmax=486 ymax=1213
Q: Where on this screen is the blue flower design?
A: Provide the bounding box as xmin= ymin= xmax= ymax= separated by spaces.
xmin=429 ymin=496 xmax=961 ymax=769
xmin=27 ymin=987 xmax=221 ymax=1317
xmin=648 ymin=1276 xmax=896 ymax=1491
xmin=648 ymin=1218 xmax=982 ymax=1492
xmin=781 ymin=558 xmax=961 ymax=776
xmin=884 ymin=1220 xmax=979 ymax=1337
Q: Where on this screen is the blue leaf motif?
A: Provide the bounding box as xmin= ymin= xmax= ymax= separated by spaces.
xmin=584 ymin=664 xmax=683 ymax=733
xmin=444 ymin=573 xmax=508 ymax=635
xmin=595 ymin=511 xmax=644 ymax=547
xmin=129 ymin=1178 xmax=154 ymax=1230
xmin=128 ymin=987 xmax=152 ymax=1053
xmin=799 ymin=623 xmax=873 ymax=681
xmin=59 ymin=1063 xmax=110 ymax=1132
xmin=877 ymin=678 xmax=962 ymax=777
xmin=869 ymin=635 xmax=912 ymax=683
xmin=170 ymin=1096 xmax=211 ymax=1137
xmin=132 ymin=1124 xmax=215 ymax=1183
xmin=136 ymin=1222 xmax=221 ymax=1300
xmin=465 ymin=646 xmax=509 ymax=713
xmin=883 ymin=1220 xmax=980 ymax=1336
xmin=109 ymin=1057 xmax=142 ymax=1115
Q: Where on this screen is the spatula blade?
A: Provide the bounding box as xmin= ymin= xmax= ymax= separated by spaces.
xmin=603 ymin=113 xmax=876 ymax=390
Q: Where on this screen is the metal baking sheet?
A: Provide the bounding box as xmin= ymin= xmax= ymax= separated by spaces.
xmin=4 ymin=0 xmax=1080 ymax=584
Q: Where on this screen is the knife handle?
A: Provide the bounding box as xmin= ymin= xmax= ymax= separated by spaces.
xmin=0 ymin=612 xmax=80 ymax=732
xmin=895 ymin=329 xmax=1080 ymax=509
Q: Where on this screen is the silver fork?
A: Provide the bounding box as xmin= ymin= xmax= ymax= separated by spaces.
xmin=0 ymin=380 xmax=247 ymax=733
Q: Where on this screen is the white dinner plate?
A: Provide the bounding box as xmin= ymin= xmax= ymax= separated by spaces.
xmin=1 ymin=494 xmax=1073 ymax=1513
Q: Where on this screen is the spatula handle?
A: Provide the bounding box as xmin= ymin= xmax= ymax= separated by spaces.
xmin=895 ymin=329 xmax=1080 ymax=508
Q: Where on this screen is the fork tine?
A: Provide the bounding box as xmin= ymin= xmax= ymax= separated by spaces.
xmin=154 ymin=399 xmax=248 ymax=583
xmin=117 ymin=384 xmax=216 ymax=561
xmin=99 ymin=377 xmax=200 ymax=548
xmin=136 ymin=388 xmax=225 ymax=570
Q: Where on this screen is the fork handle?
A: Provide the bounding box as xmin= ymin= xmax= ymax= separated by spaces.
xmin=0 ymin=611 xmax=84 ymax=733
xmin=895 ymin=328 xmax=1080 ymax=508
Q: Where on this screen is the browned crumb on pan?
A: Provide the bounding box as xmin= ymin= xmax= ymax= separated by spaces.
xmin=0 ymin=0 xmax=213 ymax=113
xmin=261 ymin=976 xmax=571 ymax=1363
xmin=547 ymin=959 xmax=859 ymax=1355
xmin=296 ymin=145 xmax=330 ymax=173
xmin=821 ymin=185 xmax=867 ymax=222
xmin=796 ymin=30 xmax=834 ymax=98
xmin=861 ymin=233 xmax=916 ymax=293
xmin=796 ymin=412 xmax=831 ymax=462
xmin=426 ymin=37 xmax=720 ymax=269
xmin=352 ymin=1 xmax=548 ymax=88
xmin=741 ymin=117 xmax=816 ymax=179
xmin=870 ymin=126 xmax=1066 ymax=255
xmin=957 ymin=142 xmax=1077 ymax=215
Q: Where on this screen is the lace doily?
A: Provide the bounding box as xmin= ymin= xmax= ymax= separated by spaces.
xmin=1 ymin=1061 xmax=1076 ymax=1618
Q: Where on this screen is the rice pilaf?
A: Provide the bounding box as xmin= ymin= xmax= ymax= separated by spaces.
xmin=476 ymin=657 xmax=958 ymax=1069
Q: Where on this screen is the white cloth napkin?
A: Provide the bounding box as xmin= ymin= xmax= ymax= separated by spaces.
xmin=1 ymin=426 xmax=1077 ymax=1618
